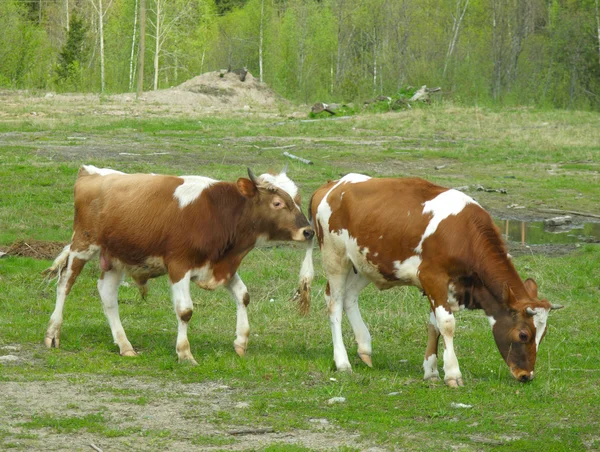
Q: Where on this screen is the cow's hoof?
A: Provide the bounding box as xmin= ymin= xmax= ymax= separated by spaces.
xmin=234 ymin=344 xmax=246 ymax=357
xmin=120 ymin=349 xmax=138 ymax=357
xmin=445 ymin=377 xmax=464 ymax=388
xmin=178 ymin=356 xmax=198 ymax=366
xmin=336 ymin=363 xmax=353 ymax=373
xmin=358 ymin=353 xmax=373 ymax=368
xmin=424 ymin=375 xmax=441 ymax=382
xmin=44 ymin=335 xmax=59 ymax=349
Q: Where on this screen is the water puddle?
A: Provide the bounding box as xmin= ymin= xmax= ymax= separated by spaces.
xmin=495 ymin=219 xmax=600 ymax=245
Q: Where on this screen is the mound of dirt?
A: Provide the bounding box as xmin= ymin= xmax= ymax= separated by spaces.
xmin=2 ymin=240 xmax=67 ymax=260
xmin=142 ymin=70 xmax=283 ymax=109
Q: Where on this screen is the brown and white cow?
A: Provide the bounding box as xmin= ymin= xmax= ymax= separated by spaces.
xmin=44 ymin=164 xmax=313 ymax=363
xmin=297 ymin=174 xmax=562 ymax=387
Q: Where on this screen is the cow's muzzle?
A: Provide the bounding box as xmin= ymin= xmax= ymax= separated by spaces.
xmin=512 ymin=369 xmax=534 ymax=383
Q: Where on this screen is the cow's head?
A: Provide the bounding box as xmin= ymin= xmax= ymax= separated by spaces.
xmin=237 ymin=167 xmax=314 ymax=242
xmin=489 ymin=279 xmax=562 ymax=382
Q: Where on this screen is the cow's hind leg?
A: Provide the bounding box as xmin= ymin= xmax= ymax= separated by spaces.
xmin=98 ymin=268 xmax=136 ymax=356
xmin=342 ymin=273 xmax=372 ymax=367
xmin=226 ymin=273 xmax=250 ymax=357
xmin=170 ymin=271 xmax=197 ymax=364
xmin=326 ymin=272 xmax=354 ymax=372
xmin=44 ymin=245 xmax=93 ymax=348
xmin=423 ymin=308 xmax=441 ymax=381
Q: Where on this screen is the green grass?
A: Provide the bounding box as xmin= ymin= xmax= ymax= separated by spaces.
xmin=0 ymin=100 xmax=599 ymax=450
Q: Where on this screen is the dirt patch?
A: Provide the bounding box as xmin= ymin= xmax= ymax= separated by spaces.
xmin=0 ymin=346 xmax=369 ymax=451
xmin=2 ymin=240 xmax=67 ymax=260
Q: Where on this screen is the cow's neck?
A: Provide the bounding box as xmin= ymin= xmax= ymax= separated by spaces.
xmin=473 ymin=254 xmax=530 ymax=316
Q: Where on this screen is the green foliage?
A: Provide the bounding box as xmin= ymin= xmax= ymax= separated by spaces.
xmin=55 ymin=15 xmax=87 ymax=90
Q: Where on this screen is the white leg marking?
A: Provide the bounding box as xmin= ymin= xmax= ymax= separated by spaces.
xmin=343 ymin=273 xmax=371 ymax=366
xmin=423 ymin=312 xmax=440 ymax=380
xmin=98 ymin=269 xmax=136 ymax=356
xmin=45 ymin=258 xmax=74 ymax=348
xmin=423 ymin=354 xmax=439 ymax=380
xmin=434 ymin=306 xmax=462 ymax=386
xmin=226 ymin=273 xmax=250 ymax=357
xmin=328 ymin=273 xmax=352 ymax=372
xmin=171 ymin=271 xmax=197 ymax=364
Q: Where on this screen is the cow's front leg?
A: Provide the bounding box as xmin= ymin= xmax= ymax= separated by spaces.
xmin=433 ymin=304 xmax=463 ymax=387
xmin=226 ymin=273 xmax=250 ymax=357
xmin=423 ymin=309 xmax=441 ymax=381
xmin=420 ymin=270 xmax=463 ymax=388
xmin=170 ymin=270 xmax=198 ymax=365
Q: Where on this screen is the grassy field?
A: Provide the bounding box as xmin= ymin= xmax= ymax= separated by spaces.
xmin=1 ymin=97 xmax=599 ymax=451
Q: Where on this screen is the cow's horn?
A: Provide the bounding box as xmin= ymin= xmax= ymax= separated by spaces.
xmin=550 ymin=304 xmax=564 ymax=310
xmin=526 ymin=307 xmax=537 ymax=316
xmin=247 ymin=168 xmax=259 ymax=184
xmin=281 ymin=163 xmax=288 ymax=174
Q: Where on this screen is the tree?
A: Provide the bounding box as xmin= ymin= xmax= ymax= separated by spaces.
xmin=56 ymin=14 xmax=86 ymax=89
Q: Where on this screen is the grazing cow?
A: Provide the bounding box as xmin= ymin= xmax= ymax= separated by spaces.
xmin=44 ymin=165 xmax=314 ymax=363
xmin=297 ymin=174 xmax=561 ymax=387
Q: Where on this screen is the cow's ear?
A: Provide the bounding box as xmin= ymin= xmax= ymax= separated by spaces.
xmin=237 ymin=178 xmax=257 ymax=198
xmin=524 ymin=278 xmax=538 ymax=298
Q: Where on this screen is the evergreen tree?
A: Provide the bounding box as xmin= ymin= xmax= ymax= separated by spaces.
xmin=56 ymin=14 xmax=86 ymax=88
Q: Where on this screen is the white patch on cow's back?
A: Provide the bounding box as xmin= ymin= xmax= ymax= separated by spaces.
xmin=174 ymin=176 xmax=217 ymax=208
xmin=531 ymin=307 xmax=550 ymax=351
xmin=393 ymin=255 xmax=422 ymax=286
xmin=83 ymin=165 xmax=125 ymax=176
xmin=415 ymin=189 xmax=480 ymax=253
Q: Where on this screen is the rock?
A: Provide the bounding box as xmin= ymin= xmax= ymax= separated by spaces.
xmin=327 ymin=397 xmax=346 ymax=405
xmin=451 ymin=402 xmax=473 ymax=409
xmin=0 ymin=355 xmax=19 ymax=362
xmin=543 ymin=216 xmax=572 ymax=226
xmin=309 ymin=418 xmax=329 ymax=425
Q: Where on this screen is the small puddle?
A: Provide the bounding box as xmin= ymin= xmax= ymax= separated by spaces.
xmin=495 ymin=219 xmax=600 ymax=245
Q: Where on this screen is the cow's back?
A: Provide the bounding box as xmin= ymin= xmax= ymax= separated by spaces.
xmin=312 ymin=176 xmax=488 ymax=288
xmin=73 ymin=169 xmax=185 ymax=264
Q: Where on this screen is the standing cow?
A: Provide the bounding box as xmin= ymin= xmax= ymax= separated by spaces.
xmin=297 ymin=174 xmax=561 ymax=387
xmin=44 ymin=165 xmax=314 ymax=363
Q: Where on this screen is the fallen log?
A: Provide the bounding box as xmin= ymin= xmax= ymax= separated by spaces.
xmin=283 ymin=151 xmax=313 ymax=165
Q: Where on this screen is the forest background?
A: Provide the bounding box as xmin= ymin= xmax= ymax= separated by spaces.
xmin=1 ymin=0 xmax=600 ymax=110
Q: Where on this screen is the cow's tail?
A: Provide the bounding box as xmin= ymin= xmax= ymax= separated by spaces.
xmin=42 ymin=244 xmax=71 ymax=281
xmin=295 ymin=238 xmax=314 ymax=315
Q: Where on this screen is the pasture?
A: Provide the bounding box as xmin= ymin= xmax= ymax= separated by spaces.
xmin=1 ymin=95 xmax=599 ymax=451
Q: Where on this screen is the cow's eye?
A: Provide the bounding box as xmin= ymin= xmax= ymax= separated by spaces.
xmin=272 ymin=200 xmax=283 ymax=209
xmin=519 ymin=332 xmax=529 ymax=342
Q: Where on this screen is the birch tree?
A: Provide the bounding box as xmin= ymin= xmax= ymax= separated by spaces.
xmin=443 ymin=0 xmax=469 ymax=78
xmin=88 ymin=0 xmax=114 ymax=92
xmin=148 ymin=0 xmax=192 ymax=90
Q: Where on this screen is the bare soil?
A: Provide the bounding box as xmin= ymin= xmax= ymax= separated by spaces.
xmin=0 ymin=345 xmax=375 ymax=451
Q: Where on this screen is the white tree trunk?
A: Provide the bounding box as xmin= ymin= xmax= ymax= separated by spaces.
xmin=595 ymin=0 xmax=600 ymax=67
xmin=259 ymin=0 xmax=264 ymax=82
xmin=99 ymin=0 xmax=105 ymax=92
xmin=65 ymin=0 xmax=69 ymax=31
xmin=153 ymin=0 xmax=161 ymax=90
xmin=129 ymin=0 xmax=139 ymax=91
xmin=137 ymin=0 xmax=146 ymax=97
xmin=443 ymin=0 xmax=469 ymax=78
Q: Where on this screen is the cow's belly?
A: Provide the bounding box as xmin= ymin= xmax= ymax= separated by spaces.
xmin=124 ymin=257 xmax=168 ymax=281
xmin=324 ymin=229 xmax=423 ymax=291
